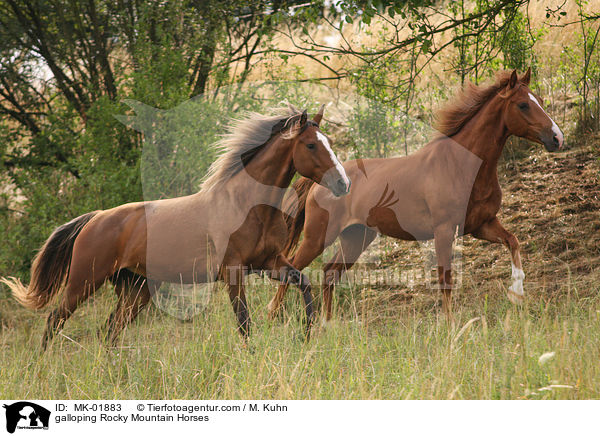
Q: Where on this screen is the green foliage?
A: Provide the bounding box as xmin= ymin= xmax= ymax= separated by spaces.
xmin=0 ymin=96 xmax=143 ymax=282
xmin=345 ymin=18 xmax=433 ymax=158
xmin=500 ymin=10 xmax=539 ymax=72
xmin=348 ymin=53 xmax=407 ymax=157
xmin=550 ymin=2 xmax=600 ymax=138
xmin=572 ymin=1 xmax=600 ymax=133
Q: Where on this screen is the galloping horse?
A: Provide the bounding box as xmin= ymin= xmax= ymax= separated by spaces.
xmin=267 ymin=69 xmax=564 ymax=322
xmin=2 ymin=105 xmax=350 ymax=348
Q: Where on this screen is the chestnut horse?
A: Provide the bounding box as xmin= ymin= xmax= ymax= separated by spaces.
xmin=2 ymin=105 xmax=350 ymax=348
xmin=267 ymin=69 xmax=564 ymax=322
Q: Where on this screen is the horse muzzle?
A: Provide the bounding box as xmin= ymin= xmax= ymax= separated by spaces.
xmin=322 ymin=169 xmax=351 ymax=197
xmin=540 ymin=126 xmax=563 ymax=152
xmin=333 ymin=177 xmax=351 ymax=197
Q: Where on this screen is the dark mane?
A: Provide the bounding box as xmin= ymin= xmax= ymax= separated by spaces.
xmin=434 ymin=71 xmax=514 ymax=137
xmin=200 ymin=107 xmax=301 ymax=192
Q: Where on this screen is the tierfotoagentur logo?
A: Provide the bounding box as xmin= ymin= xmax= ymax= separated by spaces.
xmin=3 ymin=402 xmax=50 ymax=433
xmin=117 ymin=81 xmax=462 ymax=322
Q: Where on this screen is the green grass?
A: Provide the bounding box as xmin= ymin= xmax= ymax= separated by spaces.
xmin=1 ymin=270 xmax=599 ymax=400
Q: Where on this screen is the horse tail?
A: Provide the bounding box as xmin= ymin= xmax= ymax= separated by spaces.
xmin=1 ymin=211 xmax=98 ymax=310
xmin=282 ymin=177 xmax=315 ymax=257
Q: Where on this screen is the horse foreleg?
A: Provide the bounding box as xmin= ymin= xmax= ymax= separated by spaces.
xmin=268 ymin=254 xmax=314 ymax=339
xmin=434 ymin=224 xmax=456 ymax=325
xmin=225 ymin=265 xmax=251 ymax=339
xmin=267 ymin=239 xmax=323 ymax=319
xmin=267 ymin=201 xmax=334 ymax=319
xmin=473 ymin=217 xmax=524 ymax=304
xmin=322 ymin=225 xmax=377 ymax=322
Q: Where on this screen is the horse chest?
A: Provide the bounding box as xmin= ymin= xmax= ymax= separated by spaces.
xmin=232 ymin=208 xmax=287 ymax=267
xmin=256 ymin=221 xmax=287 ymax=258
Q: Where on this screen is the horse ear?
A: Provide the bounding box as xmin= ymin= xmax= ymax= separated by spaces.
xmin=509 ymin=69 xmax=518 ymax=88
xmin=521 ymin=67 xmax=531 ymax=86
xmin=300 ymin=109 xmax=308 ymax=126
xmin=287 ymin=109 xmax=308 ymax=137
xmin=313 ymin=104 xmax=325 ymax=125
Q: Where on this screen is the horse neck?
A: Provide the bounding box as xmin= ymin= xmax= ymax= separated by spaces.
xmin=247 ymin=134 xmax=296 ymax=186
xmin=236 ymin=134 xmax=296 ymax=204
xmin=451 ymin=95 xmax=510 ymax=173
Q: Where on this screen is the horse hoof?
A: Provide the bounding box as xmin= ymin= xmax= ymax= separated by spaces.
xmin=507 ymin=290 xmax=524 ymax=305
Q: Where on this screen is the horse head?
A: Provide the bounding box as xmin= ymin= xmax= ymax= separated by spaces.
xmin=285 ymin=105 xmax=351 ymax=197
xmin=501 ymin=68 xmax=564 ymax=152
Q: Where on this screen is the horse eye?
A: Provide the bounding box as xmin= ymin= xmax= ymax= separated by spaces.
xmin=306 ymin=143 xmax=316 ymax=150
xmin=518 ymin=102 xmax=529 ymax=110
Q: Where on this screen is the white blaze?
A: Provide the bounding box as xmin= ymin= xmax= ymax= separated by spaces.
xmin=316 ymin=131 xmax=350 ymax=188
xmin=528 ymin=93 xmax=564 ymax=147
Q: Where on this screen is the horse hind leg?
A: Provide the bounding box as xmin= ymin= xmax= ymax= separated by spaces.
xmin=103 ymin=269 xmax=153 ymax=346
xmin=41 ymin=268 xmax=109 ymax=351
xmin=39 ymin=212 xmax=134 ymax=350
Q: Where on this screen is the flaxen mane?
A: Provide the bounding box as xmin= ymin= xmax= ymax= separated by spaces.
xmin=435 ymin=71 xmax=515 ymax=138
xmin=201 ymin=107 xmax=302 ymax=192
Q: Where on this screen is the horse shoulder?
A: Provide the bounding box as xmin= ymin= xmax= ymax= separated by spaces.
xmin=225 ymin=206 xmax=288 ymax=268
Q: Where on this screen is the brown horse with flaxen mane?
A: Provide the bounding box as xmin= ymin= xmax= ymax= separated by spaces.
xmin=2 ymin=105 xmax=350 ymax=348
xmin=267 ymin=69 xmax=564 ymax=323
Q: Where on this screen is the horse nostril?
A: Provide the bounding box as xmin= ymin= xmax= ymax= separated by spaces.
xmin=335 ymin=178 xmax=350 ymax=194
xmin=553 ymin=135 xmax=559 ymax=145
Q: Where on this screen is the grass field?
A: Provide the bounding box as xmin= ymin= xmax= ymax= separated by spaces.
xmin=1 ymin=139 xmax=598 ymax=400
xmin=1 ymin=270 xmax=599 ymax=399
